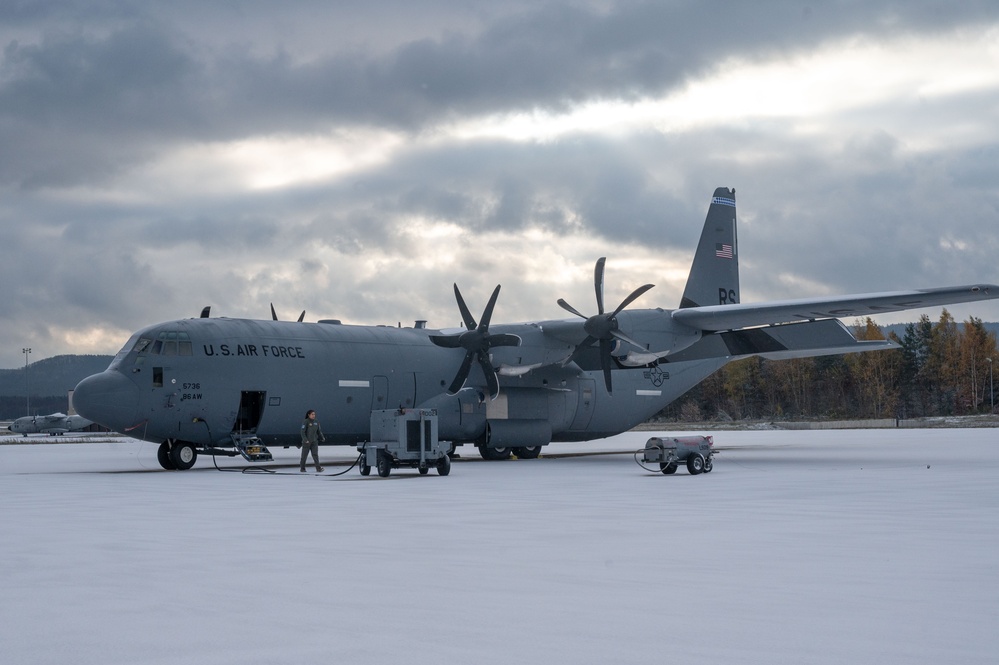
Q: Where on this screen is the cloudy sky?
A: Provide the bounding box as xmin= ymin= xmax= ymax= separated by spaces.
xmin=2 ymin=1 xmax=998 ymax=368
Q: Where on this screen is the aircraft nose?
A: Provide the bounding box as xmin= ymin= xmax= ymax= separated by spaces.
xmin=73 ymin=371 xmax=140 ymax=432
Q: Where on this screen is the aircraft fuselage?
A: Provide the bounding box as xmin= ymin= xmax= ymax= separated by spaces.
xmin=73 ymin=314 xmax=714 ymax=451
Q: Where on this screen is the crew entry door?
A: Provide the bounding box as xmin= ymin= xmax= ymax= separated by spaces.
xmin=233 ymin=391 xmax=266 ymax=433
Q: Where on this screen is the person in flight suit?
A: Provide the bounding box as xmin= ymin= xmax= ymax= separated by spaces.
xmin=300 ymin=409 xmax=326 ymax=472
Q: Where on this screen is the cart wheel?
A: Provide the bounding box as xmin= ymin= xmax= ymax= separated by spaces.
xmin=359 ymin=460 xmax=371 ymax=476
xmin=419 ymin=463 xmax=429 ymax=475
xmin=660 ymin=461 xmax=678 ymax=475
xmin=376 ymin=450 xmax=392 ymax=477
xmin=703 ymin=457 xmax=713 ymax=473
xmin=437 ymin=454 xmax=451 ymax=476
xmin=686 ymin=454 xmax=704 ymax=475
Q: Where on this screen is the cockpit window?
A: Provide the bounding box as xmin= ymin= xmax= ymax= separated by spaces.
xmin=178 ymin=332 xmax=193 ymax=356
xmin=135 ymin=331 xmax=195 ymax=356
xmin=161 ymin=331 xmax=178 ymax=356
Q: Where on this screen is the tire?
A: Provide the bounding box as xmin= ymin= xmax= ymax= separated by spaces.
xmin=686 ymin=454 xmax=704 ymax=476
xmin=157 ymin=442 xmax=177 ymax=470
xmin=418 ymin=463 xmax=429 ymax=475
xmin=169 ymin=441 xmax=198 ymax=471
xmin=437 ymin=455 xmax=451 ymax=476
xmin=660 ymin=461 xmax=678 ymax=475
xmin=703 ymin=457 xmax=714 ymax=473
xmin=359 ymin=460 xmax=371 ymax=476
xmin=478 ymin=445 xmax=512 ymax=461
xmin=513 ymin=446 xmax=542 ymax=459
xmin=376 ymin=450 xmax=392 ymax=477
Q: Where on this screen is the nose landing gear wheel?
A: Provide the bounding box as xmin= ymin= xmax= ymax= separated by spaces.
xmin=157 ymin=442 xmax=177 ymax=470
xmin=169 ymin=441 xmax=198 ymax=471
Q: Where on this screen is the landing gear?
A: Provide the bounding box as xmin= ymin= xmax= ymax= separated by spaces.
xmin=478 ymin=444 xmax=512 ymax=460
xmin=169 ymin=441 xmax=198 ymax=470
xmin=157 ymin=442 xmax=177 ymax=470
xmin=157 ymin=440 xmax=198 ymax=470
xmin=513 ymin=446 xmax=542 ymax=459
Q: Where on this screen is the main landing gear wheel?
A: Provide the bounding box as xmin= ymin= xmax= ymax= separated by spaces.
xmin=513 ymin=446 xmax=542 ymax=459
xmin=157 ymin=442 xmax=177 ymax=470
xmin=169 ymin=441 xmax=198 ymax=471
xmin=437 ymin=455 xmax=451 ymax=476
xmin=478 ymin=444 xmax=512 ymax=461
xmin=686 ymin=454 xmax=704 ymax=476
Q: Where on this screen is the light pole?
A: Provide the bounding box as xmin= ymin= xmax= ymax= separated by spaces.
xmin=22 ymin=347 xmax=31 ymax=416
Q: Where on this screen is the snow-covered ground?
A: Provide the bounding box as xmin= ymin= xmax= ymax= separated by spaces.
xmin=2 ymin=429 xmax=997 ymax=665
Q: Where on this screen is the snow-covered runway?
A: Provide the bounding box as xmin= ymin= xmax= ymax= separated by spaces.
xmin=2 ymin=429 xmax=997 ymax=664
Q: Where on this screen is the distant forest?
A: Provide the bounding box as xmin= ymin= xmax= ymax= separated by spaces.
xmin=657 ymin=311 xmax=999 ymax=422
xmin=2 ymin=312 xmax=997 ymax=421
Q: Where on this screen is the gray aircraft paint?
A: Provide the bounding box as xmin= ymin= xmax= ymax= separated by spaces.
xmin=8 ymin=413 xmax=93 ymax=435
xmin=72 ymin=188 xmax=999 ymax=466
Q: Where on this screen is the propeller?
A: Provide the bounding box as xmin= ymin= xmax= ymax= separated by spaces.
xmin=430 ymin=284 xmax=521 ymax=399
xmin=271 ymin=303 xmax=306 ymax=322
xmin=557 ymin=257 xmax=654 ymax=393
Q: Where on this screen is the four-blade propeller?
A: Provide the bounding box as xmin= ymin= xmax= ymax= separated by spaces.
xmin=556 ymin=257 xmax=654 ymax=393
xmin=430 ymin=284 xmax=521 ymax=399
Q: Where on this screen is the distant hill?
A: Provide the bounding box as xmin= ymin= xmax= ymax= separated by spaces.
xmin=0 ymin=354 xmax=113 ymax=398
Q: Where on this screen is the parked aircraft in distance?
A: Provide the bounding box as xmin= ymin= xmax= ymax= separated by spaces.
xmin=8 ymin=413 xmax=94 ymax=436
xmin=72 ymin=187 xmax=998 ymax=470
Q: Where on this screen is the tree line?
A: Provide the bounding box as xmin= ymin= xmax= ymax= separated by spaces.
xmin=658 ymin=310 xmax=999 ymax=422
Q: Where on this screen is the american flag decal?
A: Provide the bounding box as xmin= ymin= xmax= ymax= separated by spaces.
xmin=715 ymin=243 xmax=734 ymax=259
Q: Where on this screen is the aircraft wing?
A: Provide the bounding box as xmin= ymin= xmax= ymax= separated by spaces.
xmin=671 ymin=285 xmax=997 ymax=331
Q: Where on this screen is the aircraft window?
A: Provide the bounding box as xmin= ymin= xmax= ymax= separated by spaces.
xmin=151 ymin=340 xmax=163 ymax=354
xmin=133 ymin=338 xmax=152 ymax=354
xmin=162 ymin=341 xmax=178 ymax=356
xmin=153 ymin=367 xmax=163 ymax=387
xmin=178 ymin=332 xmax=193 ymax=356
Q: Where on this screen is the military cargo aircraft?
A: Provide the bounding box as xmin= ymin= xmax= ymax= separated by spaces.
xmin=8 ymin=413 xmax=94 ymax=436
xmin=72 ymin=188 xmax=997 ymax=470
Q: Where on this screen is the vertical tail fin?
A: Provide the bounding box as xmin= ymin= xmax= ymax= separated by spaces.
xmin=679 ymin=187 xmax=740 ymax=308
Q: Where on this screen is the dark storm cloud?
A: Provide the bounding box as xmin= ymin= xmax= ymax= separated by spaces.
xmin=1 ymin=1 xmax=999 ymax=366
xmin=5 ymin=1 xmax=999 ymax=188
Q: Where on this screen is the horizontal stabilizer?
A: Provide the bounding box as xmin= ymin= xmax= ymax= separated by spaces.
xmin=671 ymin=285 xmax=998 ymax=331
xmin=667 ymin=318 xmax=897 ymax=363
